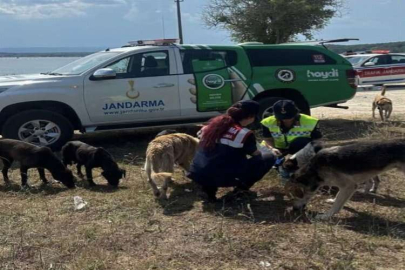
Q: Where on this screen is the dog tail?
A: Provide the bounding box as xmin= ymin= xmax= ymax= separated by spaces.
xmin=380 ymin=86 xmax=387 ymax=96
xmin=145 ymin=156 xmax=173 ymax=198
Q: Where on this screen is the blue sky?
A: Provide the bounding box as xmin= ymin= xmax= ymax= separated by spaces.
xmin=0 ymin=0 xmax=403 ymax=48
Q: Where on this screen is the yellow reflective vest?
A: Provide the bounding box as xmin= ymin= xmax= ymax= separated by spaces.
xmin=261 ymin=114 xmax=319 ymax=149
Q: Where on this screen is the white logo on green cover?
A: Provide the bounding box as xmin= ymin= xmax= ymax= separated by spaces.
xmin=203 ymin=74 xmax=225 ymax=90
xmin=307 ymin=69 xmax=339 ymax=79
xmin=276 ymin=69 xmax=295 ymax=83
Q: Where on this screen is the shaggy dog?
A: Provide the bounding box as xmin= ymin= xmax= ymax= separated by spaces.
xmin=283 ymin=141 xmax=380 ymax=195
xmin=145 ymin=133 xmax=199 ymax=199
xmin=62 ymin=141 xmax=125 ymax=187
xmin=0 ymin=139 xmax=75 ymax=188
xmin=372 ymin=86 xmax=393 ymax=121
xmin=287 ymin=139 xmax=404 ymax=220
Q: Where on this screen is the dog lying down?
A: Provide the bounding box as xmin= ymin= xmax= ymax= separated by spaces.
xmin=145 ymin=133 xmax=199 ymax=199
xmin=286 ymin=139 xmax=404 ymax=220
xmin=0 ymin=139 xmax=75 ymax=188
xmin=282 ymin=141 xmax=380 ymax=194
xmin=62 ymin=141 xmax=126 ymax=187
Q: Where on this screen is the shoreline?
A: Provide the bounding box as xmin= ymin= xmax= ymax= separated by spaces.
xmin=0 ymin=53 xmax=91 ymax=58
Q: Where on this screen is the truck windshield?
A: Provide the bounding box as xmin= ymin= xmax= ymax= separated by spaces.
xmin=51 ymin=52 xmax=120 ymax=75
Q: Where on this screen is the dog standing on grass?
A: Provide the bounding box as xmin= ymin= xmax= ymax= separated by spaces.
xmin=282 ymin=141 xmax=380 ymax=195
xmin=62 ymin=141 xmax=126 ymax=187
xmin=145 ymin=133 xmax=199 ymax=199
xmin=372 ymin=86 xmax=393 ymax=121
xmin=0 ymin=139 xmax=75 ymax=189
xmin=287 ymin=139 xmax=405 ymax=220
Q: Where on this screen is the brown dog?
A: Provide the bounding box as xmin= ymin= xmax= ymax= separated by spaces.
xmin=144 ymin=133 xmax=199 ymax=199
xmin=0 ymin=139 xmax=75 ymax=188
xmin=372 ymin=86 xmax=393 ymax=121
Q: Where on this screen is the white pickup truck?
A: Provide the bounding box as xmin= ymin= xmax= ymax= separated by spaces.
xmin=0 ymin=39 xmax=356 ymax=150
xmin=0 ymin=40 xmax=222 ymax=149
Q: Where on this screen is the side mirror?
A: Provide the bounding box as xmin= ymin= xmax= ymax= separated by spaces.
xmin=364 ymin=62 xmax=375 ymax=67
xmin=90 ymin=68 xmax=116 ymax=80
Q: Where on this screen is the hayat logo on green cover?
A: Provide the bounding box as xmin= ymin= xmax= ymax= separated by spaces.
xmin=203 ymin=74 xmax=225 ymax=90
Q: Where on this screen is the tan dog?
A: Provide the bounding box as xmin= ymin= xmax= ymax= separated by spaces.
xmin=145 ymin=133 xmax=199 ymax=199
xmin=372 ymin=86 xmax=393 ymax=121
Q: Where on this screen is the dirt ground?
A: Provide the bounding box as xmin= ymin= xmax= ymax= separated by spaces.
xmin=312 ymin=87 xmax=405 ymax=120
xmin=0 ymin=89 xmax=405 ymax=270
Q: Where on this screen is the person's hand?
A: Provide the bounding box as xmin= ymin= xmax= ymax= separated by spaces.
xmin=188 ymin=78 xmax=197 ymax=104
xmin=227 ymin=67 xmax=247 ymax=102
xmin=271 ymin=148 xmax=283 ymax=157
xmin=187 ymin=67 xmax=248 ymax=104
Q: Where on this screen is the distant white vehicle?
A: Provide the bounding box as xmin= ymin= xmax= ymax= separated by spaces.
xmin=343 ymin=51 xmax=405 ymax=85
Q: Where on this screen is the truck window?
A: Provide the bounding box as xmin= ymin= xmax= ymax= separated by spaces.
xmin=181 ymin=50 xmax=237 ymax=74
xmin=133 ymin=51 xmax=170 ymax=77
xmin=246 ymin=49 xmax=336 ymax=67
xmin=107 ymin=57 xmax=131 ymax=74
xmin=105 ymin=51 xmax=170 ymax=78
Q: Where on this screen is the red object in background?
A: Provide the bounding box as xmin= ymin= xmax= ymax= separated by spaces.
xmin=371 ymin=50 xmax=390 ymax=54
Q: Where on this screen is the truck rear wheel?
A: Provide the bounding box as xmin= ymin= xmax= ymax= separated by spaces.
xmin=2 ymin=110 xmax=73 ymax=151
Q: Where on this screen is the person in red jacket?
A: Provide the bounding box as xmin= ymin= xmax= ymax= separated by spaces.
xmin=187 ymin=100 xmax=275 ymax=202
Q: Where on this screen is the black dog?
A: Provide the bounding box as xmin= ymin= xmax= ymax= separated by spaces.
xmin=62 ymin=141 xmax=125 ymax=187
xmin=0 ymin=139 xmax=75 ymax=188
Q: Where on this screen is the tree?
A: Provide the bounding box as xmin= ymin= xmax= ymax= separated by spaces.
xmin=203 ymin=0 xmax=344 ymax=44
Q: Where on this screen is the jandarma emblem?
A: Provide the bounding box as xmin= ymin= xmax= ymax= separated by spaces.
xmin=202 ymin=74 xmax=225 ymax=90
xmin=126 ymin=80 xmax=140 ymax=99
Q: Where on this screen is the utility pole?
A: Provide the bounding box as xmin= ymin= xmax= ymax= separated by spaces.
xmin=175 ymin=0 xmax=184 ymax=44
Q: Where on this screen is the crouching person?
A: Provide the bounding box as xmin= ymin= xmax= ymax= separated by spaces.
xmin=187 ymin=100 xmax=275 ymax=202
xmin=261 ymin=100 xmax=322 ymax=156
xmin=260 ymin=100 xmax=322 ymax=184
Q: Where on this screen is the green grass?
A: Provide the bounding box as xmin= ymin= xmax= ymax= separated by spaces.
xmin=0 ymin=122 xmax=404 ymax=269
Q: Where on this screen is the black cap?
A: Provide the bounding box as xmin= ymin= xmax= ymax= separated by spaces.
xmin=273 ymin=100 xmax=298 ymax=120
xmin=234 ymin=100 xmax=260 ymax=115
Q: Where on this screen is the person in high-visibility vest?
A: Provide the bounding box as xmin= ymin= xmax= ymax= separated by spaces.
xmin=261 ymin=100 xmax=322 ymax=157
xmin=187 ymin=100 xmax=275 ymax=202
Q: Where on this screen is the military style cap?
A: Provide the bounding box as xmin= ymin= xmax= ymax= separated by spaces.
xmin=273 ymin=100 xmax=299 ymax=120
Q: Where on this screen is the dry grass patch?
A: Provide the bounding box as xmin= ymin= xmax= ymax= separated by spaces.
xmin=0 ymin=123 xmax=404 ymax=269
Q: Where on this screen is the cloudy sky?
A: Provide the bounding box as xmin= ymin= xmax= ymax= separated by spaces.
xmin=0 ymin=0 xmax=403 ymax=48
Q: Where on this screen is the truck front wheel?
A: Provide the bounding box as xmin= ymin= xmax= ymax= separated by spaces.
xmin=2 ymin=110 xmax=74 ymax=151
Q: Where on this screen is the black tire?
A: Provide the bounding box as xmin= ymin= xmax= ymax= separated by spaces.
xmin=2 ymin=110 xmax=74 ymax=151
xmin=251 ymin=97 xmax=310 ymax=130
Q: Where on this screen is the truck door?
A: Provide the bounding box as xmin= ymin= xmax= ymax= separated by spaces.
xmin=84 ymin=48 xmax=180 ymax=124
xmin=175 ymin=47 xmax=252 ymax=116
